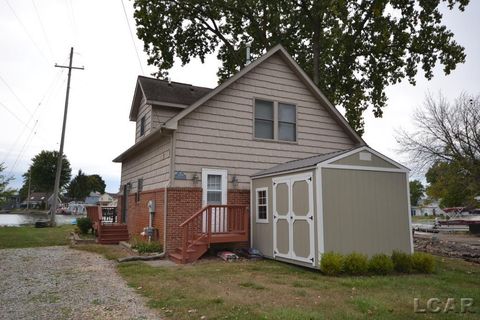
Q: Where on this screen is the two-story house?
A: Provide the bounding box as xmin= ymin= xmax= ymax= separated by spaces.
xmin=113 ymin=45 xmax=412 ymax=267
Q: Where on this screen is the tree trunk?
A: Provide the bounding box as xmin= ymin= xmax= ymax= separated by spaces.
xmin=312 ymin=17 xmax=321 ymax=85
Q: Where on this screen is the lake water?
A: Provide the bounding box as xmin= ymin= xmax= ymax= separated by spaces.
xmin=0 ymin=213 xmax=80 ymax=227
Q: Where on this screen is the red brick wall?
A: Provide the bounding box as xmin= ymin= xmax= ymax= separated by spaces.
xmin=165 ymin=188 xmax=203 ymax=253
xmin=228 ymin=189 xmax=250 ymax=207
xmin=121 ymin=187 xmax=251 ymax=253
xmin=124 ymin=188 xmax=165 ymax=246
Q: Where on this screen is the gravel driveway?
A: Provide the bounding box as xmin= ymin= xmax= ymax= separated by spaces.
xmin=0 ymin=246 xmax=160 ymax=320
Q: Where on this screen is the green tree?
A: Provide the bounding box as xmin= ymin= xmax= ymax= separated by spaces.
xmin=409 ymin=180 xmax=425 ymax=206
xmin=133 ymin=0 xmax=469 ymax=135
xmin=87 ymin=174 xmax=106 ymax=194
xmin=425 ymin=161 xmax=475 ymax=208
xmin=67 ymin=171 xmax=106 ymax=201
xmin=0 ymin=163 xmax=14 ymax=206
xmin=20 ymin=151 xmax=71 ymax=198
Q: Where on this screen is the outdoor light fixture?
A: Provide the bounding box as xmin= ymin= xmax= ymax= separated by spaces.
xmin=232 ymin=175 xmax=239 ymax=187
xmin=192 ymin=173 xmax=199 ymax=185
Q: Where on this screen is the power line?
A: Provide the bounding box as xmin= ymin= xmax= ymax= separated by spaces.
xmin=1 ymin=68 xmax=67 ymax=165
xmin=31 ymin=0 xmax=55 ymax=59
xmin=7 ymin=119 xmax=39 ymax=178
xmin=0 ymin=73 xmax=34 ymax=117
xmin=121 ymin=0 xmax=145 ymax=75
xmin=4 ymin=0 xmax=51 ymax=64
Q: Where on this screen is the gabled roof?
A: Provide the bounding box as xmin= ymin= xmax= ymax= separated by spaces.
xmin=252 ymin=146 xmax=409 ymax=178
xmin=163 ymin=44 xmax=365 ymax=146
xmin=129 ymin=76 xmax=212 ymax=121
xmin=252 ymin=148 xmax=358 ymax=177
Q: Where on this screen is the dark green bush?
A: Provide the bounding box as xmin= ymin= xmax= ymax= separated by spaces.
xmin=76 ymin=217 xmax=92 ymax=234
xmin=411 ymin=252 xmax=435 ymax=273
xmin=343 ymin=252 xmax=368 ymax=275
xmin=391 ymin=250 xmax=413 ymax=273
xmin=320 ymin=252 xmax=344 ymax=276
xmin=368 ymin=254 xmax=394 ymax=275
xmin=132 ymin=240 xmax=163 ymax=254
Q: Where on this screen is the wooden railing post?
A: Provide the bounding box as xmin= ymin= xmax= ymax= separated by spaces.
xmin=182 ymin=226 xmax=187 ymax=264
xmin=207 ymin=206 xmax=212 ymax=244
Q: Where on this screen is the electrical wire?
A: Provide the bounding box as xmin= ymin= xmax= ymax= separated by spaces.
xmin=31 ymin=0 xmax=55 ymax=59
xmin=4 ymin=0 xmax=51 ymax=64
xmin=121 ymin=0 xmax=145 ymax=75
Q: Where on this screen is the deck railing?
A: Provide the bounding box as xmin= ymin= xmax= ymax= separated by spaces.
xmin=179 ymin=205 xmax=249 ymax=263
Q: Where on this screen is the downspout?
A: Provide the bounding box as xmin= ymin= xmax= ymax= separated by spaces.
xmin=161 ymin=127 xmax=176 ymax=256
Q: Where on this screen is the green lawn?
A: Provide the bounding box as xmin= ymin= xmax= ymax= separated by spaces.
xmin=117 ymin=257 xmax=480 ymax=320
xmin=0 ymin=225 xmax=75 ymax=249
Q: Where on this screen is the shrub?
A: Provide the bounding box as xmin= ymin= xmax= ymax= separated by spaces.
xmin=411 ymin=252 xmax=435 ymax=273
xmin=368 ymin=254 xmax=394 ymax=275
xmin=391 ymin=250 xmax=413 ymax=273
xmin=76 ymin=217 xmax=92 ymax=234
xmin=132 ymin=240 xmax=163 ymax=254
xmin=320 ymin=252 xmax=344 ymax=276
xmin=343 ymin=252 xmax=368 ymax=275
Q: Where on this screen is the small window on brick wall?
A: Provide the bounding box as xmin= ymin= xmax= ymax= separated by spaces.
xmin=136 ymin=178 xmax=143 ymax=203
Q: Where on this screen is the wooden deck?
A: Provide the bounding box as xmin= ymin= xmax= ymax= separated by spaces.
xmin=86 ymin=206 xmax=129 ymax=244
xmin=169 ymin=205 xmax=249 ymax=264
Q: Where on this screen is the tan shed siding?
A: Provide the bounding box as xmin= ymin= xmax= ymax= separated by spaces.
xmin=332 ymin=151 xmax=398 ymax=168
xmin=251 ymin=176 xmax=274 ymax=258
xmin=174 ymin=52 xmax=356 ymax=188
xmin=151 ymin=106 xmax=179 ymax=129
xmin=252 ymin=169 xmax=319 ymax=268
xmin=135 ymin=103 xmax=152 ymax=142
xmin=322 ymin=168 xmax=410 ymax=256
xmin=121 ymin=136 xmax=171 ymax=191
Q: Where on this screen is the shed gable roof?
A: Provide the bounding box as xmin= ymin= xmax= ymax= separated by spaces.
xmin=252 ymin=146 xmax=409 ymax=178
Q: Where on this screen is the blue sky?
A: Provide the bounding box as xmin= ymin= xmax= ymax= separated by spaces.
xmin=1 ymin=0 xmax=479 ymax=192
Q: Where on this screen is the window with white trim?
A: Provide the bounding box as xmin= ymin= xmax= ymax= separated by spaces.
xmin=256 ymin=188 xmax=268 ymax=222
xmin=254 ymin=100 xmax=274 ymax=139
xmin=278 ymin=103 xmax=296 ymax=141
xmin=254 ymin=99 xmax=297 ymax=142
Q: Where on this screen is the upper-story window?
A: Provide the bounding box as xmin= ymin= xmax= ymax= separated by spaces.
xmin=254 ymin=99 xmax=296 ymax=142
xmin=278 ymin=103 xmax=296 ymax=141
xmin=140 ymin=116 xmax=145 ymax=136
xmin=254 ymin=99 xmax=274 ymax=139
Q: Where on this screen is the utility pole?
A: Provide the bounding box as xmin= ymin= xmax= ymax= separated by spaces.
xmin=26 ymin=170 xmax=31 ymax=210
xmin=50 ymin=47 xmax=84 ymax=225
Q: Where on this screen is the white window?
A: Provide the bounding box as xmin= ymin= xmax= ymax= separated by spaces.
xmin=278 ymin=103 xmax=296 ymax=141
xmin=201 ymin=169 xmax=227 ymax=206
xmin=254 ymin=99 xmax=296 ymax=142
xmin=254 ymin=99 xmax=274 ymax=139
xmin=256 ymin=187 xmax=268 ymax=223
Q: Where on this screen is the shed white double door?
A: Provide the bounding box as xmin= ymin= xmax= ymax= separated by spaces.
xmin=273 ymin=172 xmax=315 ymax=265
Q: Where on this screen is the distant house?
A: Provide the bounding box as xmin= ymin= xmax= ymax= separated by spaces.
xmin=111 ymin=44 xmax=412 ymax=267
xmin=411 ymin=198 xmax=445 ymax=216
xmin=21 ymin=192 xmax=49 ymax=209
xmin=98 ymin=193 xmax=117 ymax=207
xmin=85 ymin=191 xmax=101 ymax=205
xmin=0 ymin=193 xmax=21 ymax=210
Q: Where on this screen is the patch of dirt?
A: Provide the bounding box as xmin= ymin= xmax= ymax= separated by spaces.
xmin=414 ymin=233 xmax=480 ymax=263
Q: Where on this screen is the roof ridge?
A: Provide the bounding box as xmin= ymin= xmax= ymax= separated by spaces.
xmin=137 ymin=75 xmax=213 ymax=90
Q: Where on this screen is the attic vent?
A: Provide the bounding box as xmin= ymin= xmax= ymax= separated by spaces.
xmin=359 ymin=152 xmax=372 ymax=161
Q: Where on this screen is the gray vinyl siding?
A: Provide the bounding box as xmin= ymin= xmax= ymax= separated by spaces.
xmin=151 ymin=106 xmax=180 ymax=128
xmin=135 ymin=103 xmax=152 ymax=142
xmin=173 ymin=52 xmax=356 ymax=189
xmin=322 ymin=168 xmax=411 ymax=256
xmin=121 ymin=136 xmax=171 ymax=191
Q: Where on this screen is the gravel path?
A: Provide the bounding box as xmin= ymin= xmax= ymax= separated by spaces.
xmin=0 ymin=246 xmax=160 ymax=320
